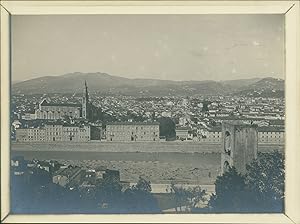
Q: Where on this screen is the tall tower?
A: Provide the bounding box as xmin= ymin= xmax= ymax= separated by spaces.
xmin=82 ymin=80 xmax=89 ymax=119
xmin=221 ymin=121 xmax=258 ymax=174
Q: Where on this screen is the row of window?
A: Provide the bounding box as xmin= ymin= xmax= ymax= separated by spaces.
xmin=37 ymin=113 xmax=80 ymax=119
xmin=107 ymin=126 xmax=158 ymax=130
xmin=39 ymin=110 xmax=79 ymax=113
xmin=260 ymin=139 xmax=283 ymax=141
xmin=259 ymin=133 xmax=284 ymax=136
xmin=260 ymin=136 xmax=283 ymax=138
xmin=109 ymin=132 xmax=156 ymax=135
xmin=110 ymin=137 xmax=158 ymax=141
xmin=45 ymin=127 xmax=88 ymax=132
xmin=18 ymin=137 xmax=89 ymax=142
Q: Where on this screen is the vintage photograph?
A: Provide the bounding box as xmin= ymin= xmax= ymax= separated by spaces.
xmin=10 ymin=14 xmax=285 ymax=214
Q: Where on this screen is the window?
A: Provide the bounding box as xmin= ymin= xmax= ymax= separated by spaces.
xmin=224 ymin=131 xmax=231 ymax=156
xmin=224 ymin=161 xmax=230 ymax=172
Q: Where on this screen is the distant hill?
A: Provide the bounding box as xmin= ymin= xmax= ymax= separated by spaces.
xmin=235 ymin=77 xmax=284 ymax=97
xmin=12 ymin=72 xmax=284 ymax=97
xmin=220 ymin=78 xmax=262 ymax=90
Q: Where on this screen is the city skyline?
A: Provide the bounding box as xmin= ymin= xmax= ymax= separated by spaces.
xmin=12 ymin=14 xmax=284 ymax=82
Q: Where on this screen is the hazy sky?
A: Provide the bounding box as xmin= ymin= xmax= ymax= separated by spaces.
xmin=12 ymin=14 xmax=284 ymax=81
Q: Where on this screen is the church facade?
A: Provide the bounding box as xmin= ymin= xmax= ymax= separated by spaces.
xmin=15 ymin=82 xmax=103 ymax=143
xmin=33 ymin=81 xmax=101 ymax=122
xmin=35 ymin=100 xmax=82 ymax=120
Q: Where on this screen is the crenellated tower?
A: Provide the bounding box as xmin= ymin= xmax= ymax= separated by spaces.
xmin=221 ymin=121 xmax=258 ymax=175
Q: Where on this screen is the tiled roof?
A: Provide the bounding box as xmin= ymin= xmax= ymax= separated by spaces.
xmin=209 ymin=126 xmax=222 ymax=132
xmin=176 ymin=127 xmax=189 ymax=131
xmin=106 ymin=122 xmax=160 ymax=125
xmin=222 ymin=120 xmax=258 ymax=128
xmin=258 ymin=126 xmax=285 ymax=132
xmin=42 ymin=103 xmax=82 ymax=107
xmin=269 ymin=120 xmax=285 ymax=126
xmin=41 ymin=100 xmax=81 ymax=107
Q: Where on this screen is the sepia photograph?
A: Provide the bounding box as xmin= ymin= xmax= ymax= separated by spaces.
xmin=9 ymin=13 xmax=286 ymax=214
xmin=1 ymin=1 xmax=300 ymax=223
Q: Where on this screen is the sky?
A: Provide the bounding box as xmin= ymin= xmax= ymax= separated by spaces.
xmin=12 ymin=14 xmax=284 ymax=82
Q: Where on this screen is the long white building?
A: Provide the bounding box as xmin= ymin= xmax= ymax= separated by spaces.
xmin=199 ymin=125 xmax=284 ymax=144
xmin=16 ymin=123 xmax=91 ymax=142
xmin=106 ymin=122 xmax=160 ymax=142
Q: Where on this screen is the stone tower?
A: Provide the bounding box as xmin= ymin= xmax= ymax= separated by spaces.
xmin=221 ymin=121 xmax=258 ymax=174
xmin=82 ymin=80 xmax=89 ymax=119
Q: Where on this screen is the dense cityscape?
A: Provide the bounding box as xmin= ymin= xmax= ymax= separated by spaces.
xmin=11 ymin=79 xmax=284 ymax=144
xmin=10 ymin=76 xmax=285 ymax=213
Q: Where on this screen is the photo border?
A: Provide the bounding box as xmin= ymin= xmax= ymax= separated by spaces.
xmin=1 ymin=1 xmax=299 ymax=223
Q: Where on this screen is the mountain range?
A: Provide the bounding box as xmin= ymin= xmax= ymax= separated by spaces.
xmin=12 ymin=72 xmax=284 ymax=97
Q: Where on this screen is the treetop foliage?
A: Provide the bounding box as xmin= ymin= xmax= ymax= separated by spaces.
xmin=209 ymin=150 xmax=284 ymax=213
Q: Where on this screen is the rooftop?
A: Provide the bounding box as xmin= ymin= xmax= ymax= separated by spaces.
xmin=222 ymin=120 xmax=258 ymax=128
xmin=176 ymin=127 xmax=189 ymax=131
xmin=258 ymin=126 xmax=285 ymax=132
xmin=106 ymin=122 xmax=160 ymax=125
xmin=209 ymin=126 xmax=222 ymax=132
xmin=40 ymin=99 xmax=81 ymax=107
xmin=55 ymin=166 xmax=82 ymax=178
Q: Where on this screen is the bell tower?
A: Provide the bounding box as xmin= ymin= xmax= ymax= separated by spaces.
xmin=221 ymin=121 xmax=258 ymax=174
xmin=82 ymin=80 xmax=89 ymax=119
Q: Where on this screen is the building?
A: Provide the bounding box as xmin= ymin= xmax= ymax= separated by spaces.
xmin=106 ymin=122 xmax=160 ymax=141
xmin=258 ymin=126 xmax=285 ymax=144
xmin=161 ymin=111 xmax=172 ymax=117
xmin=52 ymin=166 xmax=83 ymax=187
xmin=200 ymin=126 xmax=222 ymax=143
xmin=199 ymin=125 xmax=284 ymax=144
xmin=11 ymin=156 xmax=27 ymax=175
xmin=30 ymin=81 xmax=101 ymax=122
xmin=15 ymin=122 xmax=91 ymax=142
xmin=221 ymin=121 xmax=258 ymax=174
xmin=82 ymin=81 xmax=102 ymax=122
xmin=82 ymin=80 xmax=89 ymax=119
xmin=15 ymin=127 xmax=46 ymax=142
xmin=22 ymin=113 xmax=37 ymax=120
xmin=35 ymin=99 xmax=82 ymax=120
xmin=175 ymin=127 xmax=189 ymax=140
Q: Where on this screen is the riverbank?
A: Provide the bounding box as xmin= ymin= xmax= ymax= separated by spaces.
xmin=11 ymin=141 xmax=284 ymax=153
xmin=11 ymin=142 xmax=283 ymax=185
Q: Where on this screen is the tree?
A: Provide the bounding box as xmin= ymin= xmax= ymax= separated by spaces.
xmin=201 ymin=101 xmax=211 ymax=113
xmin=134 ymin=176 xmax=152 ymax=193
xmin=168 ymin=183 xmax=188 ymax=212
xmin=245 ymin=151 xmax=284 ymax=212
xmin=209 ymin=151 xmax=285 ymax=213
xmin=95 ymin=176 xmax=123 ymax=208
xmin=122 ymin=177 xmax=160 ymax=213
xmin=187 ymin=186 xmax=207 ymax=210
xmin=168 ymin=183 xmax=207 ymax=212
xmin=157 ymin=117 xmax=176 ymax=140
xmin=209 ymin=166 xmax=248 ymax=212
